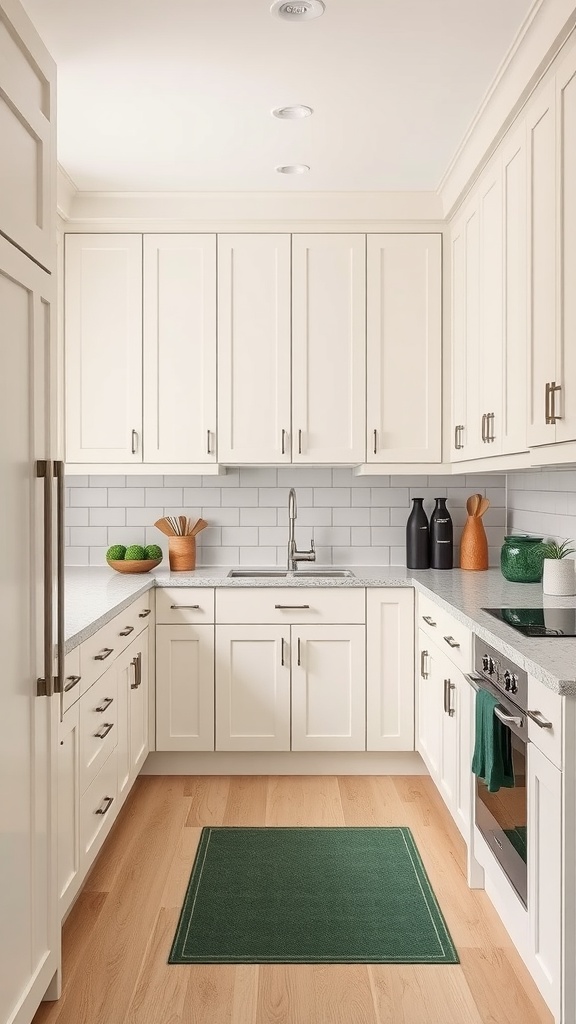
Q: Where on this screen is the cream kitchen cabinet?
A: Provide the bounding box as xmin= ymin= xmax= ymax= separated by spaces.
xmin=417 ymin=630 xmax=443 ymax=778
xmin=156 ymin=624 xmax=215 ymax=751
xmin=215 ymin=625 xmax=291 ymax=751
xmin=528 ymin=742 xmax=562 ymax=1020
xmin=57 ymin=702 xmax=81 ymax=918
xmin=116 ymin=631 xmax=150 ymax=801
xmin=366 ymin=588 xmax=415 ymax=751
xmin=292 ymin=234 xmax=366 ymax=464
xmin=366 ymin=234 xmax=442 ymax=464
xmin=217 ymin=234 xmax=291 ymax=464
xmin=65 ymin=234 xmax=143 ymax=464
xmin=143 ymin=235 xmax=216 ymax=464
xmin=291 ymin=625 xmax=366 ymax=751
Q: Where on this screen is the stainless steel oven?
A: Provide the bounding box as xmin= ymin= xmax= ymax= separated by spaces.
xmin=467 ymin=639 xmax=528 ymax=908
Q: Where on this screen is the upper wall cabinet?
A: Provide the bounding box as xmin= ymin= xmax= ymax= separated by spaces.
xmin=217 ymin=234 xmax=291 ymax=464
xmin=0 ymin=4 xmax=55 ymax=270
xmin=292 ymin=234 xmax=366 ymax=464
xmin=366 ymin=234 xmax=441 ymax=463
xmin=143 ymin=235 xmax=216 ymax=463
xmin=65 ymin=235 xmax=143 ymax=464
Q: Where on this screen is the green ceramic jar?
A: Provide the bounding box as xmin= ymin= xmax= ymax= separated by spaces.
xmin=500 ymin=535 xmax=544 ymax=583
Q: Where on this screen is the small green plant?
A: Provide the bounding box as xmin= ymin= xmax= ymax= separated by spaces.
xmin=540 ymin=539 xmax=576 ymax=560
xmin=144 ymin=544 xmax=163 ymax=560
xmin=125 ymin=544 xmax=147 ymax=560
xmin=106 ymin=544 xmax=126 ymax=560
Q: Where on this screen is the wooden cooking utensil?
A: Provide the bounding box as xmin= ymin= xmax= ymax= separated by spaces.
xmin=179 ymin=515 xmax=187 ymax=537
xmin=154 ymin=517 xmax=176 ymax=537
xmin=190 ymin=517 xmax=208 ymax=538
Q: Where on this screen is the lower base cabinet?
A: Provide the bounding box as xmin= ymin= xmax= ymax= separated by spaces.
xmin=291 ymin=625 xmax=365 ymax=751
xmin=215 ymin=626 xmax=291 ymax=751
xmin=156 ymin=624 xmax=215 ymax=751
xmin=366 ymin=589 xmax=414 ymax=750
xmin=57 ymin=703 xmax=81 ymax=914
xmin=528 ymin=742 xmax=562 ymax=1019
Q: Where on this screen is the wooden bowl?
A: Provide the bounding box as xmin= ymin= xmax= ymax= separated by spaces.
xmin=107 ymin=558 xmax=162 ymax=574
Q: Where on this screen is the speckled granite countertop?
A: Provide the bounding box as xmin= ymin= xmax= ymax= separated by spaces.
xmin=65 ymin=566 xmax=576 ymax=696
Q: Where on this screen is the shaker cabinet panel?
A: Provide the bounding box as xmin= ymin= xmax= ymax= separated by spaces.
xmin=156 ymin=624 xmax=215 ymax=751
xmin=366 ymin=588 xmax=414 ymax=751
xmin=143 ymin=235 xmax=216 ymax=463
xmin=528 ymin=743 xmax=562 ymax=1020
xmin=215 ymin=626 xmax=291 ymax=751
xmin=65 ymin=234 xmax=143 ymax=463
xmin=367 ymin=234 xmax=442 ymax=463
xmin=556 ymin=48 xmax=576 ymax=444
xmin=291 ymin=625 xmax=366 ymax=751
xmin=292 ymin=234 xmax=366 ymax=464
xmin=217 ymin=234 xmax=291 ymax=464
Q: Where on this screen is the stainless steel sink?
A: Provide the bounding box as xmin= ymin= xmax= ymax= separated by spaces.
xmin=227 ymin=569 xmax=355 ymax=578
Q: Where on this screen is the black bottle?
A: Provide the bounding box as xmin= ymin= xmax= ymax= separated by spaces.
xmin=430 ymin=497 xmax=453 ymax=569
xmin=406 ymin=498 xmax=430 ymax=569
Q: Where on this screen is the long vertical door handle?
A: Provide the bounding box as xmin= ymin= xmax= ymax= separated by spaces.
xmin=420 ymin=650 xmax=429 ymax=679
xmin=481 ymin=413 xmax=487 ymax=443
xmin=281 ymin=428 xmax=286 ymax=456
xmin=280 ymin=637 xmax=285 ymax=667
xmin=297 ymin=637 xmax=301 ymax=666
xmin=54 ymin=461 xmax=65 ymax=693
xmin=551 ymin=382 xmax=562 ymax=423
xmin=36 ymin=460 xmax=54 ymax=697
xmin=443 ymin=678 xmax=450 ymax=714
xmin=448 ymin=681 xmax=456 ymax=717
xmin=298 ymin=429 xmax=303 ymax=455
xmin=206 ymin=429 xmax=211 ymax=455
xmin=373 ymin=429 xmax=377 ymax=455
xmin=545 ymin=382 xmax=551 ymax=425
xmin=131 ymin=429 xmax=139 ymax=455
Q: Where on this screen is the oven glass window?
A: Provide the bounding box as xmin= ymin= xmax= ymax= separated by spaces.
xmin=477 ymin=734 xmax=527 ymax=862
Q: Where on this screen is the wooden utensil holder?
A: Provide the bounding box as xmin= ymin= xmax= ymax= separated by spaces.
xmin=169 ymin=535 xmax=196 ymax=572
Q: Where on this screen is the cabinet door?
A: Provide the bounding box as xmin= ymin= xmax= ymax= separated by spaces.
xmin=416 ymin=631 xmax=442 ymax=779
xmin=216 ymin=626 xmax=290 ymax=751
xmin=291 ymin=625 xmax=365 ymax=751
xmin=557 ymin=48 xmax=576 ymax=444
xmin=528 ymin=743 xmax=561 ymax=1019
xmin=130 ymin=632 xmax=149 ymax=779
xmin=292 ymin=234 xmax=366 ymax=463
xmin=57 ymin=703 xmax=81 ymax=919
xmin=463 ymin=202 xmax=483 ymax=459
xmin=366 ymin=589 xmax=414 ymax=751
xmin=65 ymin=234 xmax=143 ymax=463
xmin=451 ymin=215 xmax=468 ymax=461
xmin=501 ymin=123 xmax=528 ymax=456
xmin=115 ymin=644 xmax=133 ymax=803
xmin=527 ymin=82 xmax=557 ymax=447
xmin=478 ymin=162 xmax=504 ymax=456
xmin=367 ymin=234 xmax=441 ymax=463
xmin=217 ymin=234 xmax=291 ymax=463
xmin=156 ymin=624 xmax=214 ymax=751
xmin=143 ymin=235 xmax=216 ymax=463
xmin=0 ymin=4 xmax=55 ymax=269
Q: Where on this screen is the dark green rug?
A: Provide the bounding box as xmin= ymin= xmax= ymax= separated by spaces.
xmin=169 ymin=826 xmax=458 ymax=964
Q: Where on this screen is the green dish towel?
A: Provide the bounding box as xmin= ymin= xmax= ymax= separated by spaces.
xmin=471 ymin=690 xmax=515 ymax=793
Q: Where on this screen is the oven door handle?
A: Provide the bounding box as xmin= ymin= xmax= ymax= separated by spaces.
xmin=494 ymin=706 xmax=524 ymax=729
xmin=464 ymin=672 xmax=482 ymax=692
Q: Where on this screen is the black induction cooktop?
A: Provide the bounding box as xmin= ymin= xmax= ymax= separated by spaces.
xmin=484 ymin=607 xmax=576 ymax=637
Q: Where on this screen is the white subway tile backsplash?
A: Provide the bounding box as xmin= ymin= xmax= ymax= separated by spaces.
xmin=66 ymin=468 xmax=508 ymax=568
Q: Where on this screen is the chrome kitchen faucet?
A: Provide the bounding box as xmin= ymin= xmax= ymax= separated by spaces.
xmin=287 ymin=488 xmax=316 ymax=571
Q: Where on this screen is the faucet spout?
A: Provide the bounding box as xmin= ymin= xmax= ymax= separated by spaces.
xmin=288 ymin=487 xmax=297 ymax=521
xmin=286 ymin=487 xmax=315 ymax=572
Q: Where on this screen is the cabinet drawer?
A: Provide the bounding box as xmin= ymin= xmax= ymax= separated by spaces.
xmin=80 ymin=747 xmax=118 ymax=869
xmin=80 ymin=667 xmax=118 ymax=794
xmin=528 ymin=675 xmax=563 ymax=769
xmin=216 ymin=587 xmax=365 ymax=625
xmin=156 ymin=587 xmax=214 ymax=624
xmin=79 ymin=594 xmax=154 ymax=694
xmin=62 ymin=645 xmax=81 ymax=714
xmin=417 ymin=593 xmax=471 ymax=670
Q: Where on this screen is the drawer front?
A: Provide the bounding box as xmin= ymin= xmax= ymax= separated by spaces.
xmin=79 ymin=593 xmax=154 ymax=693
xmin=80 ymin=667 xmax=118 ymax=794
xmin=62 ymin=645 xmax=81 ymax=714
xmin=417 ymin=593 xmax=471 ymax=670
xmin=156 ymin=587 xmax=215 ymax=624
xmin=216 ymin=588 xmax=366 ymax=625
xmin=80 ymin=747 xmax=118 ymax=869
xmin=528 ymin=675 xmax=563 ymax=769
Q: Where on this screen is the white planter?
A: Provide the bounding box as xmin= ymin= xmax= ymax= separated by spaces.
xmin=542 ymin=558 xmax=576 ymax=597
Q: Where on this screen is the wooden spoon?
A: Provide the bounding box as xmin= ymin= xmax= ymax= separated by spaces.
xmin=179 ymin=515 xmax=187 ymax=537
xmin=190 ymin=518 xmax=208 ymax=537
xmin=154 ymin=517 xmax=176 ymax=537
xmin=466 ymin=494 xmax=481 ymax=517
xmin=477 ymin=496 xmax=491 ymax=518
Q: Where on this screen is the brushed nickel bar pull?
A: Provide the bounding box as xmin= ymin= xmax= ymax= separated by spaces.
xmin=36 ymin=459 xmax=54 ymax=697
xmin=64 ymin=675 xmax=81 ymax=693
xmin=95 ymin=796 xmax=114 ymax=816
xmin=281 ymin=428 xmax=286 ymax=456
xmin=551 ymin=382 xmax=562 ymax=423
xmin=448 ymin=681 xmax=456 ymax=717
xmin=275 ymin=604 xmax=310 ymax=610
xmin=443 ymin=678 xmax=449 ymax=714
xmin=420 ymin=650 xmax=429 ymax=679
xmin=298 ymin=429 xmax=302 ymax=455
xmin=130 ymin=653 xmax=141 ymax=690
xmin=481 ymin=413 xmax=487 ymax=443
xmin=170 ymin=604 xmax=200 ymax=609
xmin=131 ymin=429 xmax=139 ymax=455
xmin=297 ymin=637 xmax=301 ymax=666
xmin=207 ymin=429 xmax=212 ymax=455
xmin=138 ymin=608 xmax=152 ymax=618
xmin=373 ymin=429 xmax=377 ymax=455
xmin=95 ymin=648 xmax=114 ymax=661
xmin=54 ymin=461 xmax=65 ymax=694
xmin=422 ymin=615 xmax=437 ymax=627
xmin=94 ymin=722 xmax=114 ymax=739
xmin=443 ymin=635 xmax=460 ymax=649
xmin=95 ymin=697 xmax=113 ymax=713
xmin=281 ymin=637 xmax=286 ymax=667
xmin=119 ymin=625 xmax=134 ymax=636
xmin=527 ymin=710 xmax=553 ymax=729
xmin=545 ymin=382 xmax=552 ymax=424
xmin=454 ymin=424 xmax=464 ymax=450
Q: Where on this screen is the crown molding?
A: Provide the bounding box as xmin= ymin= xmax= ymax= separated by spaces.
xmin=57 ymin=164 xmax=79 ymax=221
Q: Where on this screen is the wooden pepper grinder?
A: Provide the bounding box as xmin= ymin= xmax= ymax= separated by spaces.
xmin=459 ymin=493 xmax=490 ymax=570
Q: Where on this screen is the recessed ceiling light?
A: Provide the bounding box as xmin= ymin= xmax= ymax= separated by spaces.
xmin=270 ymin=1 xmax=325 ymax=22
xmin=272 ymin=105 xmax=313 ymax=120
xmin=276 ymin=164 xmax=310 ymax=174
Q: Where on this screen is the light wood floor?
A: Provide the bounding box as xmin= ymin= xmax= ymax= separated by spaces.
xmin=33 ymin=775 xmax=553 ymax=1024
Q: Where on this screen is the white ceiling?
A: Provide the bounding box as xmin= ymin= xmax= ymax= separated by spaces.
xmin=23 ymin=0 xmax=534 ymax=192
